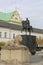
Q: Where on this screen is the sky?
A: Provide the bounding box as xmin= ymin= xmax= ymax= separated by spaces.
xmin=0 ymin=0 xmax=43 ymax=29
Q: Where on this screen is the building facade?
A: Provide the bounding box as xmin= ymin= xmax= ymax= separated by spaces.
xmin=0 ymin=11 xmax=43 ymax=42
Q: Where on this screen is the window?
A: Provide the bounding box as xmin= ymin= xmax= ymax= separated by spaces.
xmin=0 ymin=32 xmax=1 ymax=38
xmin=13 ymin=34 xmax=15 ymax=39
xmin=4 ymin=32 xmax=7 ymax=38
xmin=15 ymin=17 xmax=18 ymax=20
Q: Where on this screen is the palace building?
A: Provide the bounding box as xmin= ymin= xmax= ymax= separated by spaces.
xmin=0 ymin=10 xmax=43 ymax=42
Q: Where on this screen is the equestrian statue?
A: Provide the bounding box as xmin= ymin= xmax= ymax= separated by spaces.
xmin=21 ymin=18 xmax=33 ymax=35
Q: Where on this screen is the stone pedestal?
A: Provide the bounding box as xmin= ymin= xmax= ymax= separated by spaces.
xmin=1 ymin=46 xmax=31 ymax=65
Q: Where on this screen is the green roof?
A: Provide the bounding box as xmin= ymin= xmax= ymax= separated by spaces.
xmin=0 ymin=12 xmax=13 ymax=21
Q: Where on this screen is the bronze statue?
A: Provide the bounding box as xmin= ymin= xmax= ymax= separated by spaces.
xmin=22 ymin=18 xmax=33 ymax=35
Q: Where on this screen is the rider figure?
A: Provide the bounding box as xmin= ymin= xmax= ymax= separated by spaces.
xmin=26 ymin=18 xmax=30 ymax=29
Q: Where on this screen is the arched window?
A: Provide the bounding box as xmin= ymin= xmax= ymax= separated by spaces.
xmin=4 ymin=32 xmax=7 ymax=38
xmin=0 ymin=32 xmax=1 ymax=38
xmin=13 ymin=34 xmax=15 ymax=39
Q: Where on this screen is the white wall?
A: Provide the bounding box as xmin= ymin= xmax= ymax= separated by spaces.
xmin=0 ymin=27 xmax=15 ymax=42
xmin=0 ymin=27 xmax=43 ymax=42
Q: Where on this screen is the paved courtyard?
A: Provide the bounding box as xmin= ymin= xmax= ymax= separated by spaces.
xmin=30 ymin=50 xmax=43 ymax=65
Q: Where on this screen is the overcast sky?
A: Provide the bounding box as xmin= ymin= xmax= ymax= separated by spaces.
xmin=0 ymin=0 xmax=43 ymax=29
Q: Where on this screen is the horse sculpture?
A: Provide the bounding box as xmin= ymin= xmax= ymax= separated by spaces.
xmin=21 ymin=18 xmax=33 ymax=35
xmin=28 ymin=26 xmax=33 ymax=35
